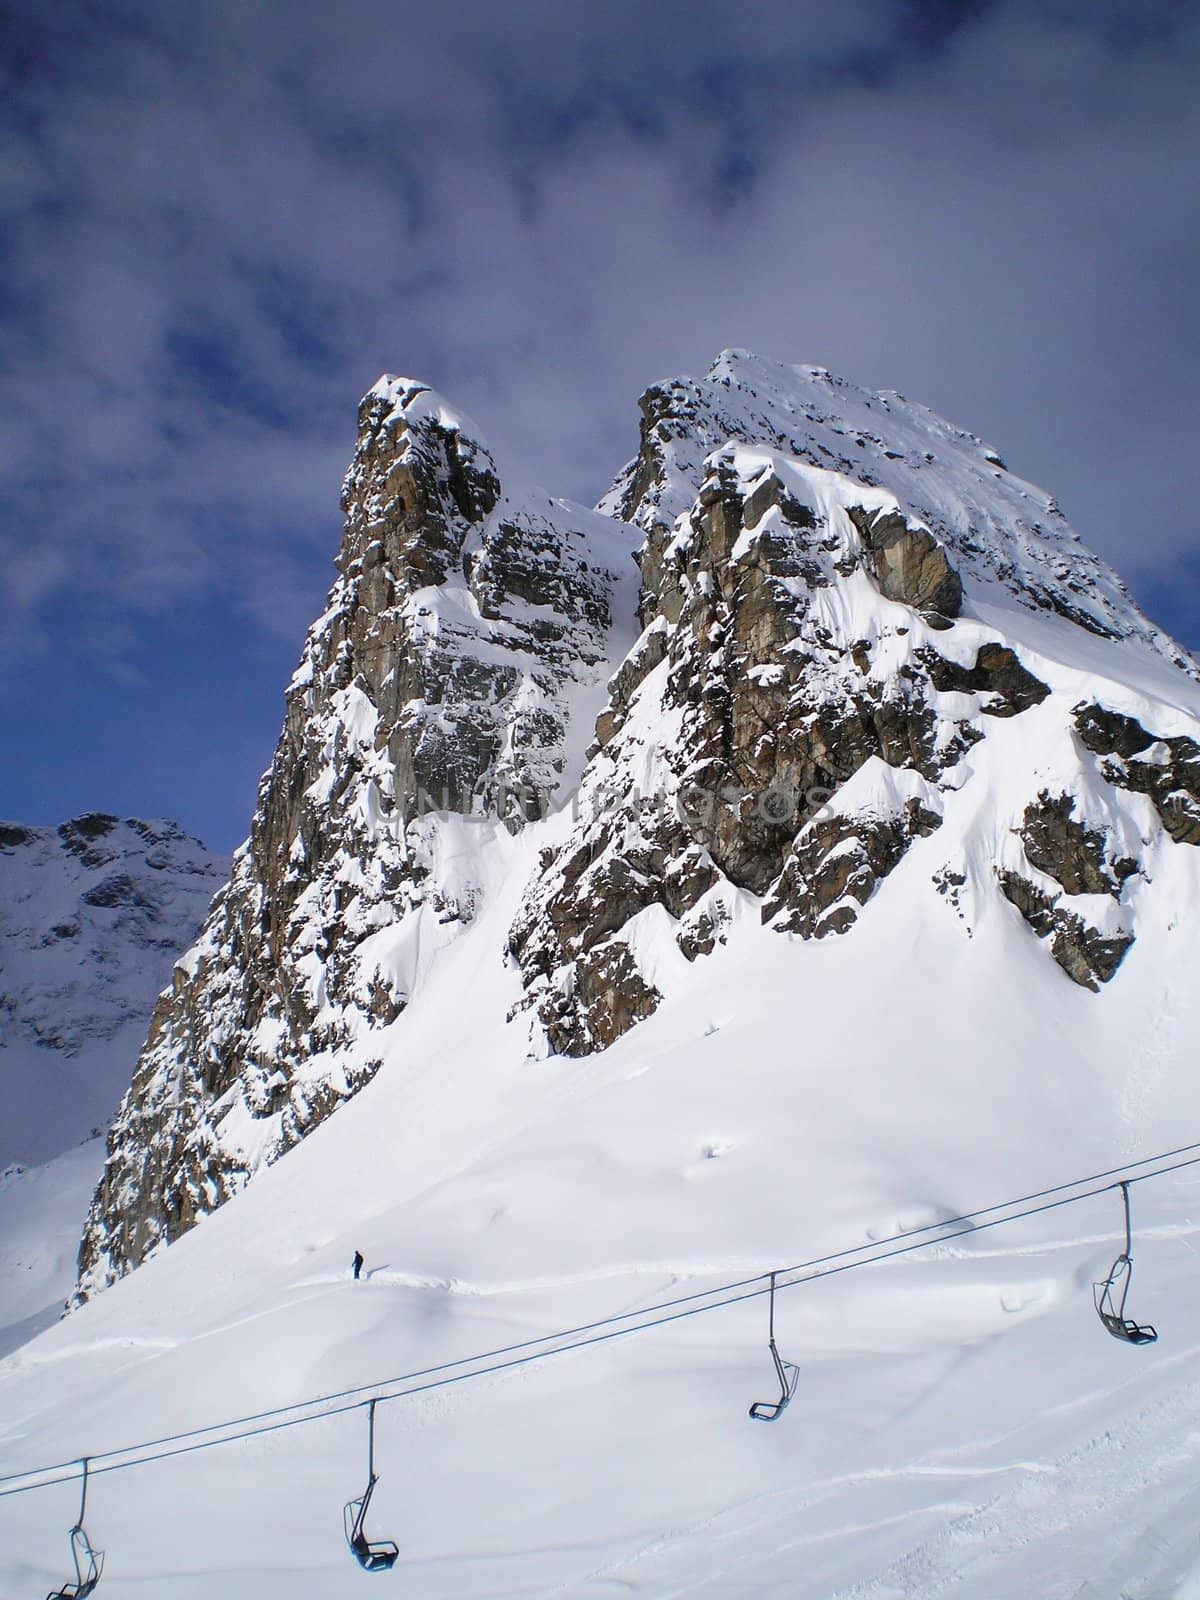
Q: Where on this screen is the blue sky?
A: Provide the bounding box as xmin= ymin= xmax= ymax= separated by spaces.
xmin=1 ymin=0 xmax=1197 ymax=851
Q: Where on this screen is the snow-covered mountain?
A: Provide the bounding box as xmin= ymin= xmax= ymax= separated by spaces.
xmin=514 ymin=355 xmax=1199 ymax=1053
xmin=0 ymin=814 xmax=226 ymax=1353
xmin=4 ymin=353 xmax=1200 ymax=1598
xmin=78 ymin=353 xmax=1200 ymax=1297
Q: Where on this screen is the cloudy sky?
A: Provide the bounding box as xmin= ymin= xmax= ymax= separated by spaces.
xmin=2 ymin=0 xmax=1197 ymax=850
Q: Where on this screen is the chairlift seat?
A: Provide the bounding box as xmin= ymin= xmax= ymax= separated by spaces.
xmin=1097 ymin=1311 xmax=1157 ymax=1346
xmin=344 ymin=1405 xmax=400 ymax=1579
xmin=1093 ymin=1188 xmax=1160 ymax=1350
xmin=749 ymin=1396 xmax=792 ymax=1423
xmin=749 ymin=1331 xmax=800 ymax=1423
xmin=47 ymin=1582 xmax=100 ymax=1600
xmin=345 ymin=1486 xmax=400 ymax=1574
xmin=350 ymin=1532 xmax=400 ymax=1572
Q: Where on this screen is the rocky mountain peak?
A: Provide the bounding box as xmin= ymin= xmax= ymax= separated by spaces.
xmin=76 ymin=378 xmax=637 ymax=1299
xmin=510 ymin=352 xmax=1200 ymax=1054
xmin=607 ymin=349 xmax=1196 ymax=677
xmin=75 ymin=353 xmax=1200 ymax=1298
xmin=342 ymin=377 xmax=501 ymax=590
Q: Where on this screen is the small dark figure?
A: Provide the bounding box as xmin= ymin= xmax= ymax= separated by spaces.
xmin=352 ymin=1250 xmax=364 ymax=1281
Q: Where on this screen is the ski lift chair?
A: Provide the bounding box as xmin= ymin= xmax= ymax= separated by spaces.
xmin=344 ymin=1401 xmax=400 ymax=1572
xmin=1094 ymin=1182 xmax=1158 ymax=1346
xmin=749 ymin=1272 xmax=801 ymax=1422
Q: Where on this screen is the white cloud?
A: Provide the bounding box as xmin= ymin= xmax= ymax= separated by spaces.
xmin=1 ymin=0 xmax=1198 ymax=681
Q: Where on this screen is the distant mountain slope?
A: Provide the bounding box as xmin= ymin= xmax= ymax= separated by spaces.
xmin=0 ymin=813 xmax=225 ymax=1353
xmin=0 ymin=813 xmax=227 ymax=1168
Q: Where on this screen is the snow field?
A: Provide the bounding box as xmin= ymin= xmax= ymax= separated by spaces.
xmin=4 ymin=793 xmax=1200 ymax=1596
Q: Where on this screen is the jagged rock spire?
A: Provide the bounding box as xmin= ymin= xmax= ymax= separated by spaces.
xmin=76 ymin=379 xmax=636 ymax=1298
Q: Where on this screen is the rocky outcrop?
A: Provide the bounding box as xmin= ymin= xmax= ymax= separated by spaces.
xmin=603 ymin=352 xmax=1200 ymax=677
xmin=993 ymin=789 xmax=1139 ymax=990
xmin=998 ymin=870 xmax=1134 ymax=990
xmin=511 ymin=354 xmax=1199 ymax=1056
xmin=766 ymin=793 xmax=943 ymax=938
xmin=921 ymin=643 xmax=1050 ymax=717
xmin=845 ymin=506 xmax=962 ymax=621
xmin=511 ymin=443 xmax=999 ymax=1054
xmin=1075 ymin=704 xmax=1200 ymax=845
xmin=1019 ymin=792 xmax=1138 ymax=899
xmin=76 ymin=380 xmax=635 ymax=1297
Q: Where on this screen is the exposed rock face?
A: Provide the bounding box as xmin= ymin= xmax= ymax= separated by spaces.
xmin=1019 ymin=791 xmax=1138 ymax=899
xmin=845 ymin=506 xmax=963 ymax=620
xmin=987 ymin=705 xmax=1200 ymax=992
xmin=605 ymin=351 xmax=1199 ymax=674
xmin=998 ymin=871 xmax=1134 ymax=991
xmin=1074 ymin=704 xmax=1200 ymax=845
xmin=994 ymin=791 xmax=1139 ymax=990
xmin=76 ymin=380 xmax=636 ymax=1297
xmin=921 ymin=643 xmax=1050 ymax=717
xmin=509 ymin=432 xmax=1063 ymax=1054
xmin=766 ymin=795 xmax=943 ymax=939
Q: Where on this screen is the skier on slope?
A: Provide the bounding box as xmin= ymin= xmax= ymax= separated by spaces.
xmin=352 ymin=1249 xmax=364 ymax=1280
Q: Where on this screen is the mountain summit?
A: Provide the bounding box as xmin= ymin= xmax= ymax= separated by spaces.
xmin=77 ymin=352 xmax=1200 ymax=1298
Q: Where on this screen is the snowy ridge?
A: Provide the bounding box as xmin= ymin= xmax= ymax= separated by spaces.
xmin=605 ymin=349 xmax=1195 ymax=679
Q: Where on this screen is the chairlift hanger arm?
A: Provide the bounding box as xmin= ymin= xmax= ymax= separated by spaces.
xmin=344 ymin=1400 xmax=399 ymax=1572
xmin=46 ymin=1459 xmax=103 ymax=1600
xmin=1094 ymin=1183 xmax=1158 ymax=1346
xmin=749 ymin=1273 xmax=800 ymax=1422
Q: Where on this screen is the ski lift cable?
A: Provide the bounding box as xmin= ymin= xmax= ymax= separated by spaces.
xmin=8 ymin=1134 xmax=1195 ymax=1493
xmin=9 ymin=1155 xmax=1193 ymax=1499
xmin=2 ymin=1144 xmax=1197 ymax=1502
xmin=4 ymin=1147 xmax=1196 ymax=1497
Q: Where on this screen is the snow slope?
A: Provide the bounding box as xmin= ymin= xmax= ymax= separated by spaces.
xmin=2 ymin=754 xmax=1200 ymax=1596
